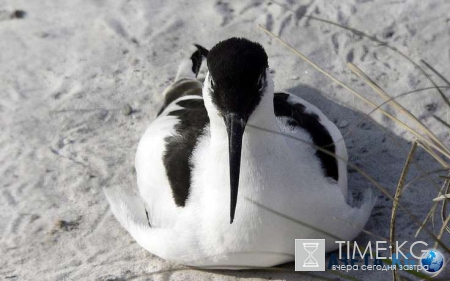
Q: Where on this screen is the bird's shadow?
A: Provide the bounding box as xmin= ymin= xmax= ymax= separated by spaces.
xmin=185 ymin=84 xmax=442 ymax=280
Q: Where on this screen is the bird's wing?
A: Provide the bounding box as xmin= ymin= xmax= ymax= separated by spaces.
xmin=137 ymin=93 xmax=209 ymax=229
xmin=273 ymin=92 xmax=348 ymax=198
xmin=273 ymin=92 xmax=375 ymax=247
xmin=135 ymin=44 xmax=209 ymax=228
xmin=109 ymin=44 xmax=209 ymax=230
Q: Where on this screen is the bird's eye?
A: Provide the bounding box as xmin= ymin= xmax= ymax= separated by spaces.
xmin=257 ymin=75 xmax=265 ymax=91
xmin=210 ymin=77 xmax=215 ymax=88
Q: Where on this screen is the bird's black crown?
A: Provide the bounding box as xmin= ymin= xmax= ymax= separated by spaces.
xmin=207 ymin=37 xmax=269 ymax=118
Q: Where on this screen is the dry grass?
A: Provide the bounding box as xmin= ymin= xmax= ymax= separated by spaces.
xmin=390 ymin=142 xmax=417 ymax=281
xmin=257 ymin=7 xmax=450 ymax=278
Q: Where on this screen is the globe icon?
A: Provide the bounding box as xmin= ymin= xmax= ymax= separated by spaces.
xmin=421 ymin=250 xmax=444 ymax=273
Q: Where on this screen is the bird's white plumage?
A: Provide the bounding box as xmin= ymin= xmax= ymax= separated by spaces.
xmin=105 ymin=49 xmax=375 ymax=269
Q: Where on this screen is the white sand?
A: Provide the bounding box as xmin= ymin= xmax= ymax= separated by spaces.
xmin=1 ymin=0 xmax=449 ymax=280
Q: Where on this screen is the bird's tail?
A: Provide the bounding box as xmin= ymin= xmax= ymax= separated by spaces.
xmin=104 ymin=187 xmax=182 ymax=260
xmin=175 ymin=44 xmax=209 ymax=80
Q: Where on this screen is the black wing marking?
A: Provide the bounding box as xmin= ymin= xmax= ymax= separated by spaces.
xmin=274 ymin=92 xmax=339 ymax=181
xmin=163 ymin=98 xmax=209 ymax=206
xmin=157 ymin=79 xmax=203 ymax=116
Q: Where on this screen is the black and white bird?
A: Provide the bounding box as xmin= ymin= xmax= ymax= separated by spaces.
xmin=106 ymin=37 xmax=375 ymax=268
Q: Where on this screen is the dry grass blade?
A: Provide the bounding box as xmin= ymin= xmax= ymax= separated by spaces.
xmin=246 ymin=199 xmax=426 ymax=280
xmin=334 ymin=209 xmax=426 ymax=260
xmin=433 ymin=115 xmax=450 ymax=130
xmin=347 ymin=62 xmax=450 ymax=159
xmin=410 ymin=149 xmax=449 ymax=237
xmin=415 ymin=173 xmax=450 ymax=237
xmin=415 ymin=202 xmax=439 ymax=238
xmin=257 ymin=26 xmax=450 ymax=253
xmin=270 ymin=0 xmax=450 ymax=107
xmin=333 ymin=216 xmax=389 ymax=242
xmin=336 ymin=86 xmax=449 ymax=146
xmin=366 ymin=86 xmax=450 ymax=117
xmin=248 ymin=124 xmax=450 ymax=255
xmin=434 ymin=214 xmax=450 ymax=250
xmin=327 ymin=86 xmax=450 ymax=147
xmin=259 ymin=24 xmax=450 ymax=161
xmin=246 ymin=197 xmax=344 ymax=241
xmin=311 ymin=18 xmax=450 ymax=108
xmin=421 ymin=60 xmax=450 ymax=86
xmin=441 ymin=175 xmax=450 ymax=234
xmin=246 ymin=156 xmax=433 ymax=280
xmin=416 ymin=141 xmax=450 ymax=169
xmin=433 ymin=194 xmax=450 ymax=202
xmin=390 ymin=142 xmax=417 ymax=281
xmin=394 ymin=166 xmax=448 ymax=251
xmin=249 ymin=119 xmax=449 ymax=278
xmin=398 ymin=168 xmax=450 ymax=195
xmin=258 ymin=15 xmax=450 ymax=275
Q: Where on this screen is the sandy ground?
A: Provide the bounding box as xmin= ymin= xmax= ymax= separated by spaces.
xmin=1 ymin=0 xmax=450 ymax=280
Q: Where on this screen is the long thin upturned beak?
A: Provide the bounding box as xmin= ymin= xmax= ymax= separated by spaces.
xmin=224 ymin=113 xmax=247 ymax=224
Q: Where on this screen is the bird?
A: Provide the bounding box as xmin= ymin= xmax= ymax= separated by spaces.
xmin=105 ymin=37 xmax=375 ymax=269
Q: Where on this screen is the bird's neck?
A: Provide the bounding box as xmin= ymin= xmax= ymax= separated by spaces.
xmin=247 ymin=90 xmax=279 ymax=133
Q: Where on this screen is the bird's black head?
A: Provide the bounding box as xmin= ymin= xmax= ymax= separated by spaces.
xmin=207 ymin=37 xmax=269 ymax=118
xmin=206 ymin=37 xmax=269 ymax=224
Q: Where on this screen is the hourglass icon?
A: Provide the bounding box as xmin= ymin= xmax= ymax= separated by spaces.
xmin=303 ymin=242 xmax=319 ymax=267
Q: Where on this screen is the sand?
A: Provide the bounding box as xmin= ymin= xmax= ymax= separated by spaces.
xmin=1 ymin=0 xmax=449 ymax=280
